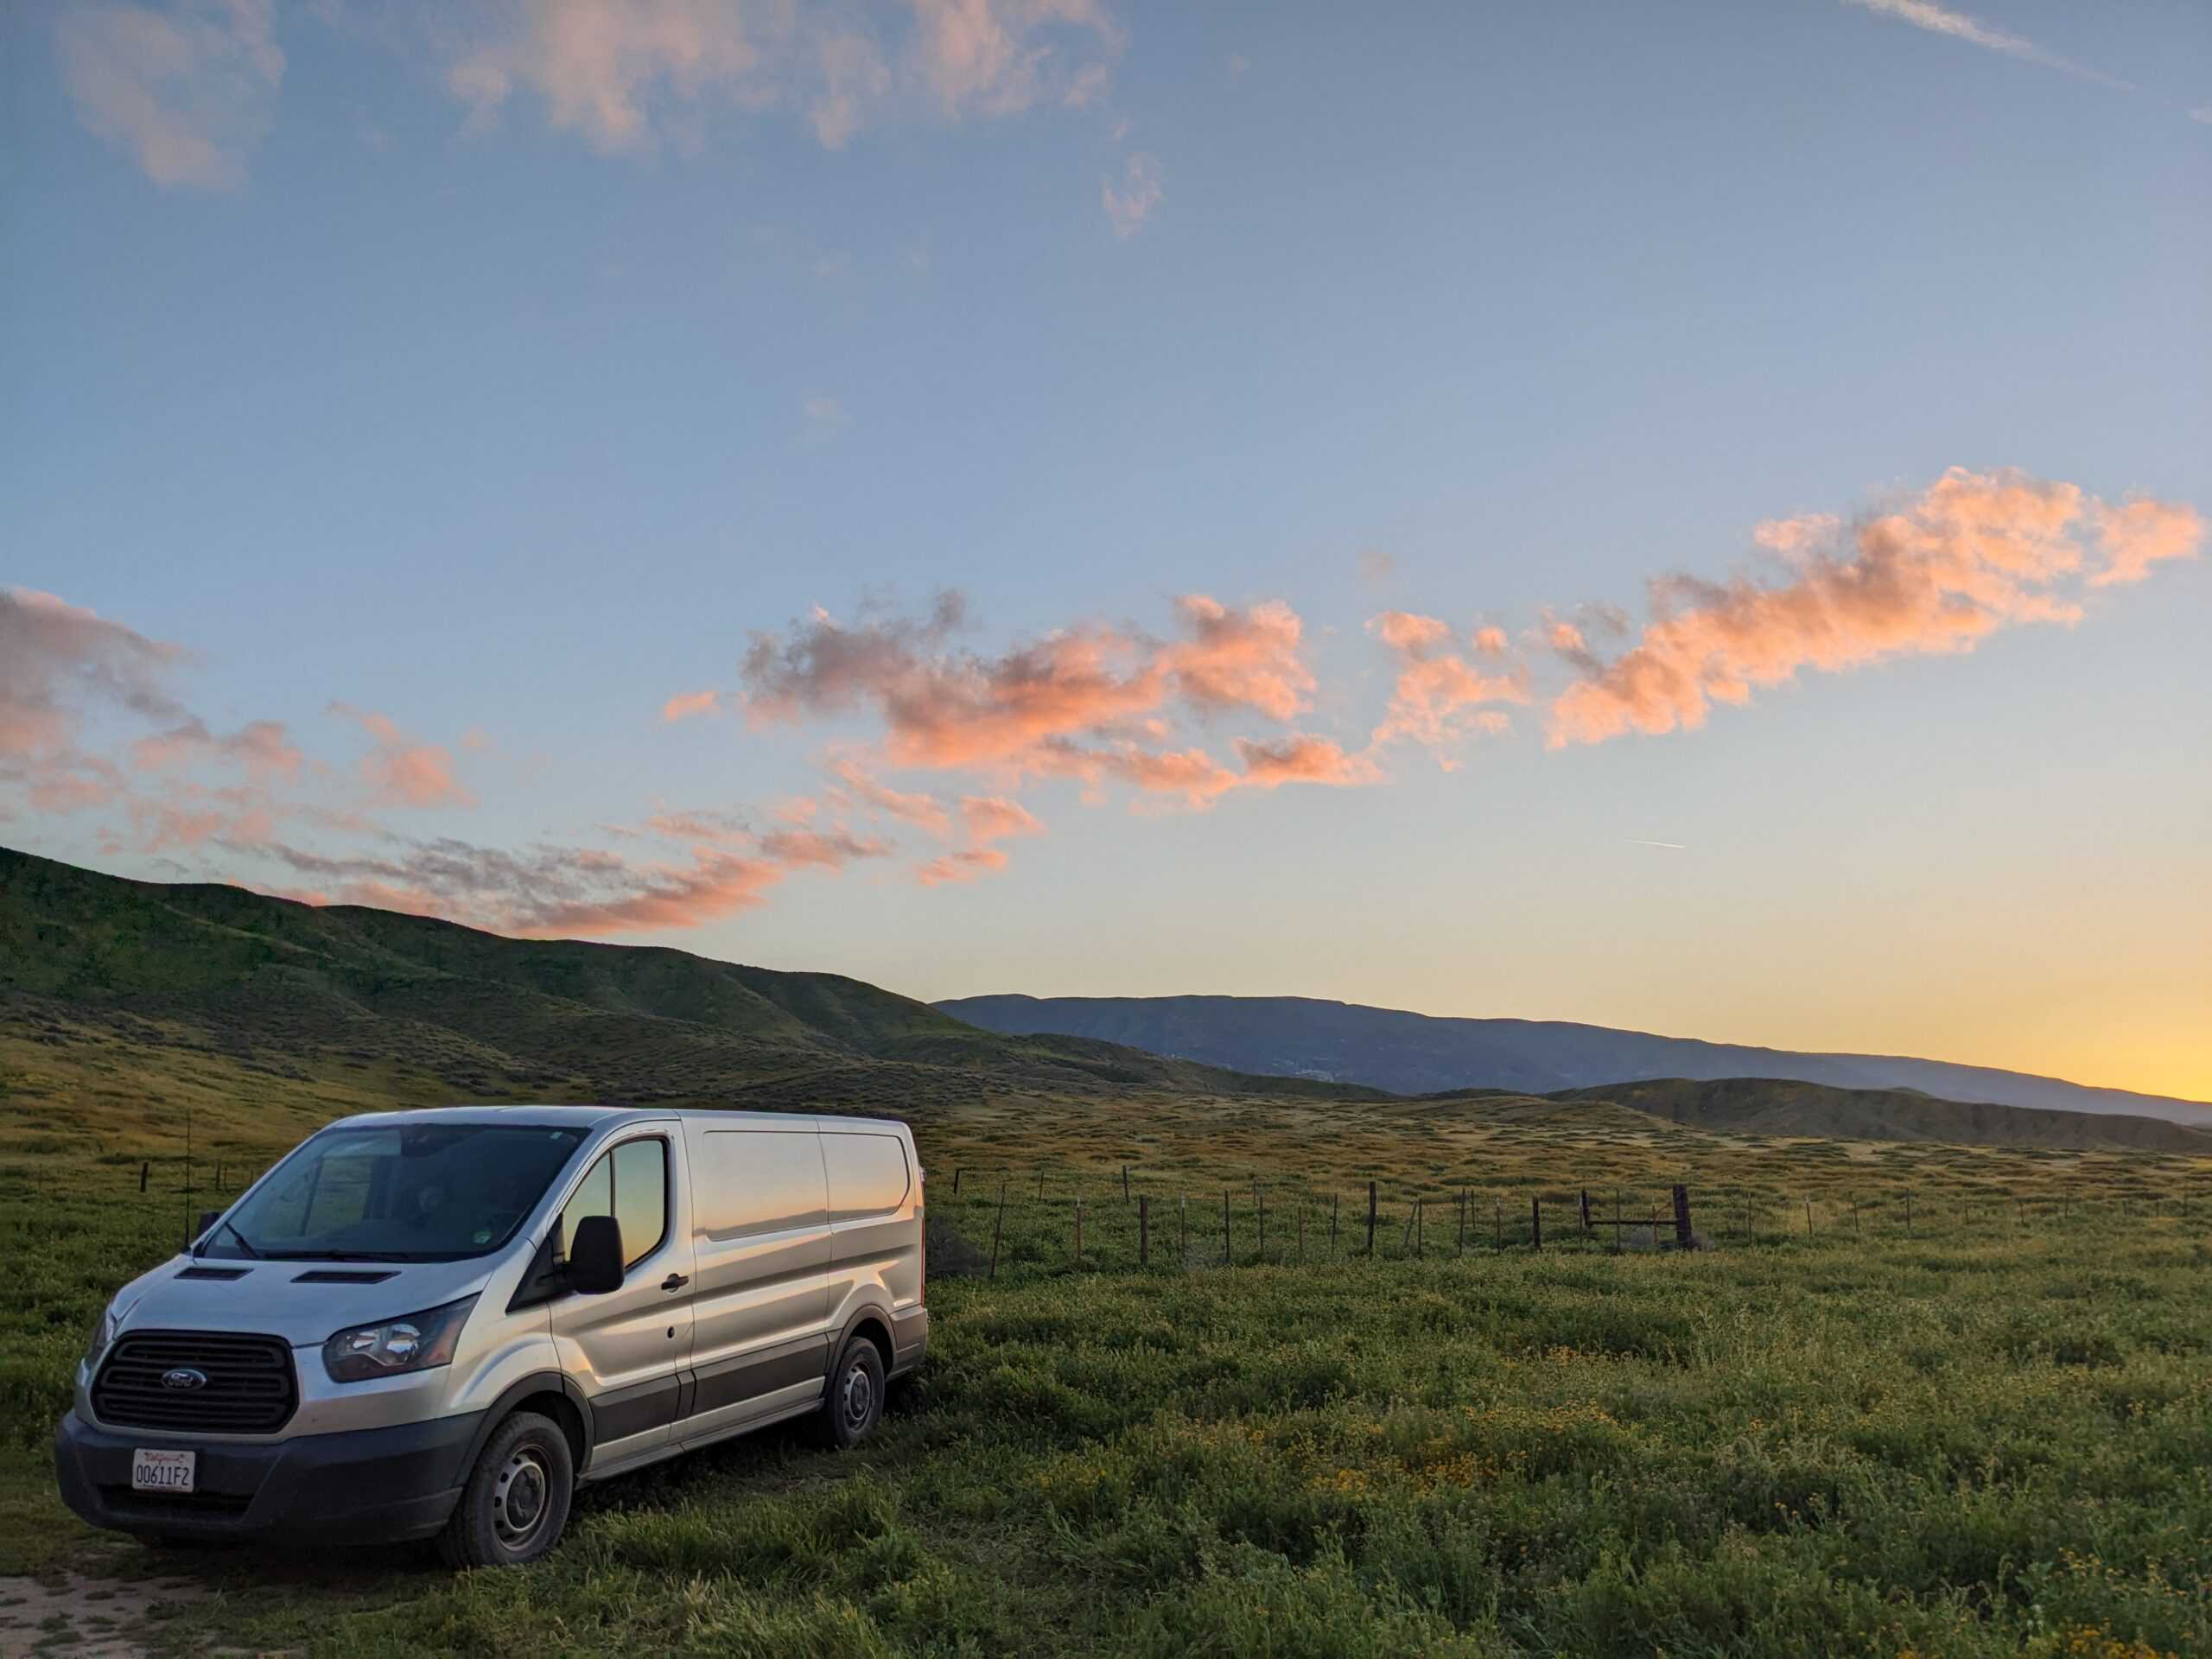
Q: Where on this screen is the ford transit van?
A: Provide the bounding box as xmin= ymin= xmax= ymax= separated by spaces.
xmin=54 ymin=1105 xmax=928 ymax=1567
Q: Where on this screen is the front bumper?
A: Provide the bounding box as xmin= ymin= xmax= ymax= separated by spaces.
xmin=55 ymin=1408 xmax=484 ymax=1546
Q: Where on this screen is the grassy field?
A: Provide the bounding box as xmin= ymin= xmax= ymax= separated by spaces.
xmin=4 ymin=1017 xmax=2211 ymax=1658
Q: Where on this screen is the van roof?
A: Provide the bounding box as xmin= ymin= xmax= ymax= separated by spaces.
xmin=322 ymin=1103 xmax=912 ymax=1136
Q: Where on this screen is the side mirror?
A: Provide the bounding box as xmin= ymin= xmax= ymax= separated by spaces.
xmin=196 ymin=1210 xmax=220 ymax=1236
xmin=567 ymin=1215 xmax=626 ymax=1295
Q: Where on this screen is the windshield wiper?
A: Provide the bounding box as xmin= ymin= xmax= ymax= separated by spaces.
xmin=275 ymin=1249 xmax=423 ymax=1262
xmin=190 ymin=1217 xmax=260 ymax=1259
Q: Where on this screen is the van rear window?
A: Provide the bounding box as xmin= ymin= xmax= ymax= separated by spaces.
xmin=693 ymin=1130 xmax=829 ymax=1239
xmin=824 ymin=1133 xmax=910 ymax=1223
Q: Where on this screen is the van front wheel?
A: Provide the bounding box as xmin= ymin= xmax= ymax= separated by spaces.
xmin=439 ymin=1410 xmax=574 ymax=1569
xmin=820 ymin=1335 xmax=886 ymax=1449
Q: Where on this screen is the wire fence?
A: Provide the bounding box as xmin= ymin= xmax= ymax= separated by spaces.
xmin=931 ymin=1164 xmax=2209 ymax=1280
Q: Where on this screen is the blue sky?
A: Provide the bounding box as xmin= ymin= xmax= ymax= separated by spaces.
xmin=3 ymin=1 xmax=2208 ymax=1096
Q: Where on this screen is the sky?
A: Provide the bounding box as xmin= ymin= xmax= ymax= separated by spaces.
xmin=3 ymin=0 xmax=2209 ymax=1101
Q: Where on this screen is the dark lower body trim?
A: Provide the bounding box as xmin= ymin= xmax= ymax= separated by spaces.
xmin=54 ymin=1409 xmax=480 ymax=1547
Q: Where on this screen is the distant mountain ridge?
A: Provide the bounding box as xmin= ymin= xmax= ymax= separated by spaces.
xmin=935 ymin=995 xmax=2212 ymax=1128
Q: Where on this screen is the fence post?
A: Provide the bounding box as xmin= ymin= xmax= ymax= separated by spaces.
xmin=953 ymin=1166 xmax=963 ymax=1195
xmin=1179 ymin=1196 xmax=1187 ymax=1266
xmin=1673 ymin=1184 xmax=1692 ymax=1249
xmin=1258 ymin=1187 xmax=1267 ymax=1264
xmin=1224 ymin=1189 xmax=1233 ymax=1267
xmin=1366 ymin=1182 xmax=1377 ymax=1258
xmin=1297 ymin=1203 xmax=1305 ymax=1263
xmin=1414 ymin=1198 xmax=1423 ymax=1259
xmin=1530 ymin=1196 xmax=1541 ymax=1251
xmin=989 ymin=1180 xmax=1006 ymax=1281
xmin=1330 ymin=1192 xmax=1338 ymax=1255
xmin=1073 ymin=1198 xmax=1083 ymax=1268
xmin=1804 ymin=1197 xmax=1813 ymax=1236
xmin=1493 ymin=1195 xmax=1502 ymax=1250
xmin=1904 ymin=1192 xmax=1913 ymax=1236
xmin=1140 ymin=1195 xmax=1149 ymax=1267
xmin=1457 ymin=1190 xmax=1466 ymax=1256
xmin=1122 ymin=1165 xmax=1130 ymax=1204
xmin=138 ymin=1161 xmax=149 ymax=1193
xmin=1580 ymin=1188 xmax=1592 ymax=1234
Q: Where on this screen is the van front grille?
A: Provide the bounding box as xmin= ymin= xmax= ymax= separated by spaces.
xmin=92 ymin=1331 xmax=298 ymax=1434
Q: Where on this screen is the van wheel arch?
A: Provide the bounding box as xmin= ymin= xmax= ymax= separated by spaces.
xmin=462 ymin=1373 xmax=594 ymax=1478
xmin=830 ymin=1308 xmax=894 ymax=1379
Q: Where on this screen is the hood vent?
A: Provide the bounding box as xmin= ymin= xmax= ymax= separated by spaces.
xmin=290 ymin=1269 xmax=397 ymax=1285
xmin=175 ymin=1266 xmax=251 ymax=1281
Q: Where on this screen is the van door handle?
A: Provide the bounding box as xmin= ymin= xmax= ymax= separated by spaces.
xmin=661 ymin=1273 xmax=690 ymax=1292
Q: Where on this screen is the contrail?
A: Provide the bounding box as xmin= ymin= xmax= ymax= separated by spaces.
xmin=1624 ymin=839 xmax=1687 ymax=850
xmin=1844 ymin=0 xmax=2137 ymax=95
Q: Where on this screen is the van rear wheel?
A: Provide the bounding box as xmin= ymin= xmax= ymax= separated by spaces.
xmin=438 ymin=1410 xmax=574 ymax=1569
xmin=819 ymin=1334 xmax=886 ymax=1449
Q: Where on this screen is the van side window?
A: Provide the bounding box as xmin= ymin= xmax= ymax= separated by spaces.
xmin=694 ymin=1131 xmax=829 ymax=1238
xmin=559 ymin=1139 xmax=668 ymax=1269
xmin=824 ymin=1133 xmax=910 ymax=1223
xmin=613 ymin=1139 xmax=668 ymax=1267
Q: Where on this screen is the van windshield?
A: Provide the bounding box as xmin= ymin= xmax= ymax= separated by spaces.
xmin=202 ymin=1124 xmax=589 ymax=1262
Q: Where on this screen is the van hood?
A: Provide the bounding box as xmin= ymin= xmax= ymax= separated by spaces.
xmin=113 ymin=1254 xmax=502 ymax=1350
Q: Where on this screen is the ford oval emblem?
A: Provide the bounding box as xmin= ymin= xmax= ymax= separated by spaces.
xmin=160 ymin=1368 xmax=208 ymax=1391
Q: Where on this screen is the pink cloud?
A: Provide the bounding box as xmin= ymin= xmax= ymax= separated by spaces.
xmin=1366 ymin=611 xmax=1527 ymax=766
xmin=961 ymin=794 xmax=1044 ymax=844
xmin=2090 ymin=498 xmax=2202 ymax=588
xmin=131 ymin=717 xmax=302 ymax=779
xmin=1160 ymin=595 xmax=1313 ymax=720
xmin=1234 ymin=734 xmax=1382 ymax=790
xmin=57 ymin=0 xmax=284 ymax=189
xmin=829 ymin=753 xmax=951 ymax=837
xmin=442 ymin=0 xmax=1118 ymax=156
xmin=744 ymin=592 xmax=1315 ymax=794
xmin=330 ymin=702 xmax=474 ymax=809
xmin=1 ymin=587 xmax=189 ymax=761
xmin=1546 ymin=467 xmax=2197 ymax=747
xmin=914 ymin=848 xmax=1009 ymax=886
xmin=662 ymin=688 xmax=720 ymax=722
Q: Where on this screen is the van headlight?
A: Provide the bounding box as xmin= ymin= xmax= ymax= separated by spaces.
xmin=322 ymin=1296 xmax=477 ymax=1383
xmin=82 ymin=1304 xmax=120 ymax=1371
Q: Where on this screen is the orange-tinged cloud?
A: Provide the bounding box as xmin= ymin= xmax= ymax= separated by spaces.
xmin=1366 ymin=611 xmax=1527 ymax=767
xmin=1547 ymin=467 xmax=2199 ymax=747
xmin=1161 ymin=595 xmax=1313 ymax=720
xmin=915 ymin=848 xmax=1009 ymax=886
xmin=743 ymin=591 xmax=1316 ymax=794
xmin=961 ymin=794 xmax=1044 ymax=844
xmin=1235 ymin=734 xmax=1382 ymax=789
xmin=662 ymin=688 xmax=720 ymax=721
xmin=828 ymin=754 xmax=951 ymax=837
xmin=330 ymin=702 xmax=474 ymax=809
xmin=131 ymin=718 xmax=302 ymax=779
xmin=2091 ymin=499 xmax=2203 ymax=588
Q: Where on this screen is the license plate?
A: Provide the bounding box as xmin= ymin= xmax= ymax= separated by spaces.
xmin=130 ymin=1448 xmax=195 ymax=1495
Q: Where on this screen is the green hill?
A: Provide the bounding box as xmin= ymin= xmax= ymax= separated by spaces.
xmin=1544 ymin=1077 xmax=2212 ymax=1155
xmin=0 ymin=845 xmax=1387 ymax=1111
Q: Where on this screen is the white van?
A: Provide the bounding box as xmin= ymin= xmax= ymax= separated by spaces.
xmin=54 ymin=1105 xmax=928 ymax=1567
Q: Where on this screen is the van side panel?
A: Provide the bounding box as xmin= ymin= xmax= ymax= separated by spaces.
xmin=820 ymin=1128 xmax=924 ymax=1371
xmin=678 ymin=1123 xmax=833 ymax=1441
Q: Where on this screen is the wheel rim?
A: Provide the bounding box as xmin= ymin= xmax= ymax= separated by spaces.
xmin=491 ymin=1446 xmax=552 ymax=1550
xmin=841 ymin=1359 xmax=874 ymax=1433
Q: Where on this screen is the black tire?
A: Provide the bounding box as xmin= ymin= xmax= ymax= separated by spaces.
xmin=437 ymin=1410 xmax=574 ymax=1570
xmin=818 ymin=1334 xmax=886 ymax=1450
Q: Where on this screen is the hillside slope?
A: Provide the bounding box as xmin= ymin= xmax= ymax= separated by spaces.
xmin=938 ymin=994 xmax=2212 ymax=1128
xmin=1542 ymin=1077 xmax=2212 ymax=1155
xmin=0 ymin=848 xmax=1384 ymax=1108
